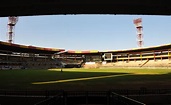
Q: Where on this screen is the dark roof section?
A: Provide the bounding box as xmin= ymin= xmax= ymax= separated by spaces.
xmin=1 ymin=40 xmax=171 ymax=55
xmin=0 ymin=41 xmax=65 ymax=54
xmin=101 ymin=43 xmax=171 ymax=54
xmin=56 ymin=43 xmax=171 ymax=55
xmin=55 ymin=50 xmax=99 ymax=55
xmin=0 ymin=0 xmax=171 ymax=17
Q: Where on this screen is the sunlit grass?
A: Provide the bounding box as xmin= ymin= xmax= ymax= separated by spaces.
xmin=32 ymin=74 xmax=130 ymax=84
xmin=49 ymin=68 xmax=171 ymax=74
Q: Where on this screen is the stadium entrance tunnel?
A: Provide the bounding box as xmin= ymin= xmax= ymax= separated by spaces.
xmin=64 ymin=64 xmax=82 ymax=68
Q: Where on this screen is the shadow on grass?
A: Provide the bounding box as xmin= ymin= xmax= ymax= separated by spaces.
xmin=0 ymin=69 xmax=171 ymax=91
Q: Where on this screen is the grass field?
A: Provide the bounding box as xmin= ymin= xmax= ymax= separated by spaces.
xmin=0 ymin=68 xmax=171 ymax=91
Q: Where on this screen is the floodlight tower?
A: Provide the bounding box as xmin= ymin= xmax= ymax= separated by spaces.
xmin=133 ymin=18 xmax=143 ymax=47
xmin=7 ymin=16 xmax=18 ymax=43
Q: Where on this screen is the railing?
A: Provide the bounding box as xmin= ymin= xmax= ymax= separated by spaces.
xmin=0 ymin=90 xmax=64 ymax=105
xmin=0 ymin=90 xmax=63 ymax=97
xmin=111 ymin=92 xmax=146 ymax=105
xmin=112 ymin=89 xmax=171 ymax=96
xmin=1 ymin=89 xmax=171 ymax=105
xmin=65 ymin=91 xmax=110 ymax=105
xmin=34 ymin=92 xmax=63 ymax=105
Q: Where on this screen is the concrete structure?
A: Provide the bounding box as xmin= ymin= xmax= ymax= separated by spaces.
xmin=0 ymin=0 xmax=171 ymax=17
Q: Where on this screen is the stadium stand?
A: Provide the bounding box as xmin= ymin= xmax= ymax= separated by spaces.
xmin=98 ymin=44 xmax=171 ymax=68
xmin=0 ymin=41 xmax=64 ymax=69
xmin=3 ymin=40 xmax=171 ymax=69
xmin=54 ymin=43 xmax=171 ymax=69
xmin=55 ymin=50 xmax=102 ymax=68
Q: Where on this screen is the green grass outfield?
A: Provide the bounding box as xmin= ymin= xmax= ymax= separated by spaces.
xmin=0 ymin=68 xmax=171 ymax=91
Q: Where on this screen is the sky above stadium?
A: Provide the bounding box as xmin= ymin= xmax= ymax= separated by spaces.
xmin=0 ymin=15 xmax=171 ymax=51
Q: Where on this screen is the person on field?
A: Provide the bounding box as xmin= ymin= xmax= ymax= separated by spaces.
xmin=60 ymin=62 xmax=64 ymax=72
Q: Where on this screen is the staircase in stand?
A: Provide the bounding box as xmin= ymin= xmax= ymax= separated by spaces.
xmin=140 ymin=59 xmax=149 ymax=67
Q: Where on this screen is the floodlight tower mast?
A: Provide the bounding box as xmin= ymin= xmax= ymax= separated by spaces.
xmin=133 ymin=18 xmax=143 ymax=47
xmin=7 ymin=16 xmax=18 ymax=43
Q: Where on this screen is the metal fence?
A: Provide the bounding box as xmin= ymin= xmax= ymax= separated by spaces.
xmin=111 ymin=92 xmax=146 ymax=105
xmin=111 ymin=88 xmax=171 ymax=96
xmin=0 ymin=89 xmax=171 ymax=105
xmin=0 ymin=90 xmax=64 ymax=105
xmin=34 ymin=92 xmax=64 ymax=105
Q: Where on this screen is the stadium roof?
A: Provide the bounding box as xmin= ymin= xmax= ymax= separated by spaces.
xmin=56 ymin=50 xmax=99 ymax=55
xmin=0 ymin=0 xmax=171 ymax=17
xmin=1 ymin=40 xmax=171 ymax=55
xmin=0 ymin=41 xmax=65 ymax=54
xmin=56 ymin=44 xmax=171 ymax=55
xmin=101 ymin=43 xmax=171 ymax=54
xmin=56 ymin=43 xmax=171 ymax=55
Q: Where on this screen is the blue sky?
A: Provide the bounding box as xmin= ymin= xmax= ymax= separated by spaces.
xmin=0 ymin=15 xmax=171 ymax=51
